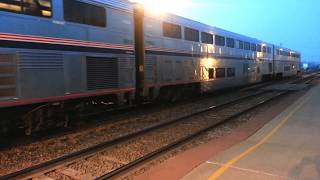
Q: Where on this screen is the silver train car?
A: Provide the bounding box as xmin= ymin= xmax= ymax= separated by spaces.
xmin=0 ymin=0 xmax=300 ymax=134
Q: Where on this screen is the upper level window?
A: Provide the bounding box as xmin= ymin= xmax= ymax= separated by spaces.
xmin=239 ymin=41 xmax=244 ymax=49
xmin=244 ymin=42 xmax=250 ymax=50
xmin=64 ymin=0 xmax=106 ymax=27
xmin=292 ymin=53 xmax=301 ymax=58
xmin=267 ymin=47 xmax=272 ymax=54
xmin=163 ymin=22 xmax=182 ymax=39
xmin=251 ymin=43 xmax=257 ymax=51
xmin=201 ymin=32 xmax=213 ymax=44
xmin=0 ymin=0 xmax=52 ymax=17
xmin=257 ymin=45 xmax=262 ymax=52
xmin=226 ymin=38 xmax=235 ymax=48
xmin=280 ymin=50 xmax=290 ymax=56
xmin=184 ymin=27 xmax=199 ymax=42
xmin=263 ymin=46 xmax=267 ymax=53
xmin=215 ymin=35 xmax=225 ymax=46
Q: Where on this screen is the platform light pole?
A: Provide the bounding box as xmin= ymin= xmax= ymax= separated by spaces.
xmin=133 ymin=3 xmax=145 ymax=104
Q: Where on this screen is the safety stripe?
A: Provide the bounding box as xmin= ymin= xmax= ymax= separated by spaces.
xmin=0 ymin=32 xmax=259 ymax=60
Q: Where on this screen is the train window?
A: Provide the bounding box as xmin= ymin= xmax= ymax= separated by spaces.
xmin=263 ymin=46 xmax=267 ymax=53
xmin=276 ymin=49 xmax=280 ymax=55
xmin=184 ymin=27 xmax=199 ymax=42
xmin=284 ymin=66 xmax=291 ymax=71
xmin=226 ymin=38 xmax=235 ymax=48
xmin=0 ymin=0 xmax=22 ymax=13
xmin=201 ymin=32 xmax=213 ymax=44
xmin=215 ymin=35 xmax=225 ymax=46
xmin=227 ymin=68 xmax=235 ymax=77
xmin=269 ymin=63 xmax=273 ymax=72
xmin=267 ymin=47 xmax=272 ymax=54
xmin=243 ymin=64 xmax=249 ymax=74
xmin=280 ymin=51 xmax=290 ymax=56
xmin=163 ymin=22 xmax=182 ymax=39
xmin=239 ymin=41 xmax=244 ymax=49
xmin=0 ymin=0 xmax=52 ymax=17
xmin=64 ymin=0 xmax=106 ymax=27
xmin=208 ymin=68 xmax=214 ymax=79
xmin=216 ymin=68 xmax=225 ymax=78
xmin=244 ymin=42 xmax=250 ymax=50
xmin=257 ymin=45 xmax=262 ymax=52
xmin=280 ymin=50 xmax=284 ymax=56
xmin=292 ymin=53 xmax=301 ymax=58
xmin=251 ymin=43 xmax=257 ymax=51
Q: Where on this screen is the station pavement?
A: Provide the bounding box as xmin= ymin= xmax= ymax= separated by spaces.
xmin=182 ymin=82 xmax=320 ymax=180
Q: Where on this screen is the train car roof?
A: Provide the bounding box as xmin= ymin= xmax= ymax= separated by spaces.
xmin=91 ymin=0 xmax=133 ymax=11
xmin=91 ymin=0 xmax=299 ymax=53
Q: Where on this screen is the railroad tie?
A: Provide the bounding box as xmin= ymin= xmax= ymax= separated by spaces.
xmin=32 ymin=175 xmax=55 ymax=180
xmin=58 ymin=167 xmax=94 ymax=180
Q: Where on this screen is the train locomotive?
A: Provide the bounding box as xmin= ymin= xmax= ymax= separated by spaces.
xmin=0 ymin=0 xmax=301 ymax=135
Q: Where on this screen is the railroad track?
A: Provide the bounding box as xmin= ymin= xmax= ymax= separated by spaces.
xmin=0 ymin=74 xmax=318 ymax=180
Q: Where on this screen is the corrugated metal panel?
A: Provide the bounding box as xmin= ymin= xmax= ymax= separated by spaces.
xmin=145 ymin=56 xmax=155 ymax=83
xmin=18 ymin=52 xmax=63 ymax=69
xmin=0 ymin=54 xmax=17 ymax=98
xmin=118 ymin=57 xmax=134 ymax=85
xmin=86 ymin=57 xmax=119 ymax=90
xmin=92 ymin=0 xmax=133 ymax=12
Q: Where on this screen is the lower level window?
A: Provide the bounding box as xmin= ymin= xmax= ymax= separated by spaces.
xmin=243 ymin=64 xmax=249 ymax=74
xmin=284 ymin=66 xmax=291 ymax=71
xmin=269 ymin=63 xmax=273 ymax=72
xmin=208 ymin=68 xmax=214 ymax=79
xmin=216 ymin=68 xmax=225 ymax=78
xmin=227 ymin=68 xmax=235 ymax=77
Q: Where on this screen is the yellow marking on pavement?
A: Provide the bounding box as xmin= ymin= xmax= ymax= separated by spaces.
xmin=208 ymin=94 xmax=311 ymax=180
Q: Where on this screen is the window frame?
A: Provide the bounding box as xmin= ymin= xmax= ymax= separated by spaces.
xmin=267 ymin=47 xmax=272 ymax=54
xmin=63 ymin=0 xmax=106 ymax=27
xmin=215 ymin=68 xmax=226 ymax=78
xmin=208 ymin=68 xmax=214 ymax=79
xmin=239 ymin=40 xmax=244 ymax=49
xmin=215 ymin=35 xmax=226 ymax=46
xmin=227 ymin=68 xmax=236 ymax=77
xmin=251 ymin=43 xmax=257 ymax=51
xmin=0 ymin=0 xmax=53 ymax=18
xmin=263 ymin=46 xmax=267 ymax=53
xmin=226 ymin=38 xmax=235 ymax=48
xmin=184 ymin=27 xmax=199 ymax=42
xmin=163 ymin=22 xmax=182 ymax=39
xmin=244 ymin=42 xmax=251 ymax=50
xmin=201 ymin=32 xmax=213 ymax=44
xmin=257 ymin=45 xmax=262 ymax=52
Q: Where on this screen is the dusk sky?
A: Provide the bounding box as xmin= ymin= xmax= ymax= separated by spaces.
xmin=135 ymin=0 xmax=320 ymax=63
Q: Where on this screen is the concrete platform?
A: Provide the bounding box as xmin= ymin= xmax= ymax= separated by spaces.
xmin=182 ymin=83 xmax=320 ymax=180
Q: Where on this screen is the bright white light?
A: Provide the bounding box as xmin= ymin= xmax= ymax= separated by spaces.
xmin=129 ymin=0 xmax=199 ymax=15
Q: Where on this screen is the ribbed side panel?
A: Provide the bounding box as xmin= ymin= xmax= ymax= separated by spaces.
xmin=86 ymin=57 xmax=119 ymax=91
xmin=145 ymin=56 xmax=155 ymax=83
xmin=93 ymin=0 xmax=132 ymax=12
xmin=118 ymin=57 xmax=134 ymax=86
xmin=18 ymin=52 xmax=63 ymax=69
xmin=0 ymin=54 xmax=17 ymax=98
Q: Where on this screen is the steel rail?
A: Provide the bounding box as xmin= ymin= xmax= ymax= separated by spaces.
xmin=97 ymin=91 xmax=289 ymax=180
xmin=1 ymin=73 xmax=318 ymax=180
xmin=0 ymin=90 xmax=269 ymax=180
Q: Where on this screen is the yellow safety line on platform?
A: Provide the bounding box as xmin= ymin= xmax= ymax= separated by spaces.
xmin=208 ymin=93 xmax=311 ymax=180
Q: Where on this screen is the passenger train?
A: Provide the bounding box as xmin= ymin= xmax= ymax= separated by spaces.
xmin=0 ymin=0 xmax=301 ymax=134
